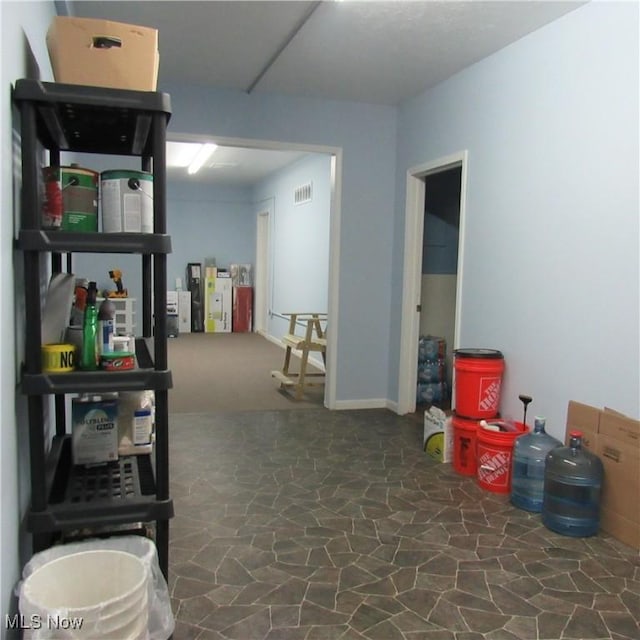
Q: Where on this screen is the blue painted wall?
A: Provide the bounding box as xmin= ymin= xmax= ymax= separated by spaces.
xmin=167 ymin=182 xmax=255 ymax=288
xmin=160 ymin=84 xmax=397 ymax=402
xmin=392 ymin=1 xmax=639 ymax=436
xmin=253 ymin=153 xmax=332 ymax=340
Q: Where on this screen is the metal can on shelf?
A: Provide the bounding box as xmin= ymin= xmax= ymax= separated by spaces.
xmin=100 ymin=352 xmax=136 ymax=371
xmin=100 ymin=170 xmax=153 ymax=233
xmin=42 ymin=165 xmax=99 ymax=231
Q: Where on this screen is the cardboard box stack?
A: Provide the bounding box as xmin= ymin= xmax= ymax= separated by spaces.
xmin=566 ymin=401 xmax=639 ymax=549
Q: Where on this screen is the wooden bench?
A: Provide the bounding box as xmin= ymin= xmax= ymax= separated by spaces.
xmin=271 ymin=312 xmax=327 ymax=399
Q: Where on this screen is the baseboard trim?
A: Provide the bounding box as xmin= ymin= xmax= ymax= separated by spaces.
xmin=332 ymin=398 xmax=390 ymax=410
xmin=258 ymin=331 xmax=399 ymax=413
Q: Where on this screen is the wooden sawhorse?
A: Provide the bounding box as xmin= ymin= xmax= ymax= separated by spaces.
xmin=271 ymin=312 xmax=327 ymax=399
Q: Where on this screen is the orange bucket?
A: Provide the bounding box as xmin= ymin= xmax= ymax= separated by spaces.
xmin=476 ymin=421 xmax=528 ymax=493
xmin=452 ymin=415 xmax=479 ymax=476
xmin=453 ymin=349 xmax=504 ymax=419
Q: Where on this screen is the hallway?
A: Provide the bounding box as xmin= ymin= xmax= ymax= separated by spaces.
xmin=168 ymin=409 xmax=639 ymax=639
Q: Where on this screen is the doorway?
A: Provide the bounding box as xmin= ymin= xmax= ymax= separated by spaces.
xmin=165 ymin=133 xmax=342 ymax=410
xmin=254 ymin=204 xmax=272 ymax=335
xmin=397 ymin=151 xmax=468 ymax=415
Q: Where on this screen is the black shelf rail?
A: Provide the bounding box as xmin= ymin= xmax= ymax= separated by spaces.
xmin=13 ymin=79 xmax=172 ymax=156
xmin=28 ymin=436 xmax=174 ymax=533
xmin=18 ymin=230 xmax=172 ymax=254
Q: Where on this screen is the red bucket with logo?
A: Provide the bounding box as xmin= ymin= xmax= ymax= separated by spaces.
xmin=476 ymin=421 xmax=528 ymax=493
xmin=453 ymin=349 xmax=504 ymax=419
xmin=452 ymin=414 xmax=480 ymax=476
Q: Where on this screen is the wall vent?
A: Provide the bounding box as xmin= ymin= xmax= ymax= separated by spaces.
xmin=294 ymin=182 xmax=313 ymax=205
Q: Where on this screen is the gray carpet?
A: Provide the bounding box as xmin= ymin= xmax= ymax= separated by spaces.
xmin=167 ymin=333 xmax=325 ymax=413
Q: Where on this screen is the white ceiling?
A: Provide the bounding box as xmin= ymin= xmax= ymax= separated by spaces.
xmin=65 ymin=0 xmax=584 ymax=185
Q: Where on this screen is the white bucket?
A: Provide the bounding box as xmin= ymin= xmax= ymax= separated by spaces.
xmin=20 ymin=549 xmax=148 ymax=639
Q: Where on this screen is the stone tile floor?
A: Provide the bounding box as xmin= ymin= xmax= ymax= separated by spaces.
xmin=167 ymin=409 xmax=639 ymax=640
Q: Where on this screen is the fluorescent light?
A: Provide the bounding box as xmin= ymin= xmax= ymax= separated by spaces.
xmin=188 ymin=143 xmax=217 ymax=175
xmin=166 ymin=141 xmax=202 ymax=168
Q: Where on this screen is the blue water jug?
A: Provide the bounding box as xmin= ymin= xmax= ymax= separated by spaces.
xmin=542 ymin=430 xmax=604 ymax=537
xmin=510 ymin=417 xmax=562 ymax=512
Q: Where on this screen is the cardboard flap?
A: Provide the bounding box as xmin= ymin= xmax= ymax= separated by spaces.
xmin=599 ymin=411 xmax=640 ymax=445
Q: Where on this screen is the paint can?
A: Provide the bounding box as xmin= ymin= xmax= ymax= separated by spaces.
xmin=100 ymin=170 xmax=153 ymax=233
xmin=42 ymin=165 xmax=99 ymax=231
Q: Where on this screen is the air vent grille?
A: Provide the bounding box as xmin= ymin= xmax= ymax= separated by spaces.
xmin=294 ymin=182 xmax=312 ymax=205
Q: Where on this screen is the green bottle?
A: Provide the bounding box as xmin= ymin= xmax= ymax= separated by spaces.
xmin=80 ymin=281 xmax=99 ymax=371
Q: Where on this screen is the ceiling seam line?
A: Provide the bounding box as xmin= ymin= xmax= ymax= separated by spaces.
xmin=246 ymin=1 xmax=323 ymax=95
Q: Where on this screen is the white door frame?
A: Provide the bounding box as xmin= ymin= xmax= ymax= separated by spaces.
xmin=397 ymin=150 xmax=468 ymax=415
xmin=254 ymin=205 xmax=271 ymax=335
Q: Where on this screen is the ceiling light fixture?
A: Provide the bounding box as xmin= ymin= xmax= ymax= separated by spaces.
xmin=187 ymin=143 xmax=218 ymax=175
xmin=166 ymin=141 xmax=202 ymax=167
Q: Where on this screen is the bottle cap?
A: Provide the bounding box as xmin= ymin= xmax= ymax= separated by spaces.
xmin=569 ymin=430 xmax=582 ymax=438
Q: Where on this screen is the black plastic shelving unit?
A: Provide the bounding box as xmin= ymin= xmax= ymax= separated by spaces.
xmin=14 ymin=79 xmax=174 ymax=578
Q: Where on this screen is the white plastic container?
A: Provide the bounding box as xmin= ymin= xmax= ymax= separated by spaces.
xmin=19 ymin=536 xmax=175 ymax=640
xmin=20 ymin=549 xmax=148 ymax=639
xmin=118 ymin=391 xmax=155 ymax=456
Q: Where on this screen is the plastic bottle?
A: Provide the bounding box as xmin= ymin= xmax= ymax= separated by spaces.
xmin=133 ymin=408 xmax=153 ymax=449
xmin=542 ymin=430 xmax=604 ymax=537
xmin=80 ymin=281 xmax=99 ymax=371
xmin=98 ymin=297 xmax=116 ymax=356
xmin=510 ymin=416 xmax=562 ymax=512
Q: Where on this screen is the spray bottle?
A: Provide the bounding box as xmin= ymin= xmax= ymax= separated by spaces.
xmin=80 ymin=281 xmax=98 ymax=370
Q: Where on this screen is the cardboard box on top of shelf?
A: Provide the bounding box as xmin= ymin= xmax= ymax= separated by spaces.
xmin=564 ymin=401 xmax=640 ymax=549
xmin=47 ymin=17 xmax=159 ymax=91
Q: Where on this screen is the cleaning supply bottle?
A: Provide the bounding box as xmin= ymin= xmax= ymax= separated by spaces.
xmin=542 ymin=430 xmax=604 ymax=537
xmin=510 ymin=416 xmax=562 ymax=512
xmin=98 ymin=297 xmax=115 ymax=357
xmin=80 ymin=281 xmax=99 ymax=370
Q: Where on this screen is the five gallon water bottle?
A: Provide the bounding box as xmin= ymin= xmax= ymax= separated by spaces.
xmin=510 ymin=417 xmax=562 ymax=512
xmin=542 ymin=430 xmax=604 ymax=537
